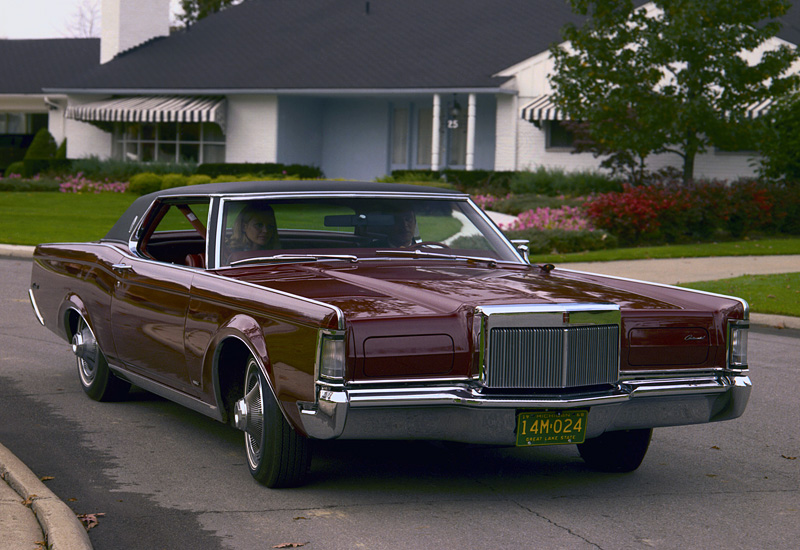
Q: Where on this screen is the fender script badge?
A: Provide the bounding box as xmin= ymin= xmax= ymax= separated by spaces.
xmin=684 ymin=334 xmax=707 ymax=341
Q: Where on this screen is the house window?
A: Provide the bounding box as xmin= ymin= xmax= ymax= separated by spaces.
xmin=391 ymin=107 xmax=409 ymax=166
xmin=0 ymin=113 xmax=47 ymax=134
xmin=414 ymin=104 xmax=468 ymax=168
xmin=112 ymin=121 xmax=225 ymax=163
xmin=417 ymin=107 xmax=433 ymax=166
xmin=546 ymin=120 xmax=575 ymax=150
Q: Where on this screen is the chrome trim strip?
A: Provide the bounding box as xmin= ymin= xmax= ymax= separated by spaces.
xmin=298 ymin=374 xmax=751 ymax=442
xmin=108 ymin=363 xmax=223 ymax=422
xmin=28 ymin=288 xmax=45 ymax=326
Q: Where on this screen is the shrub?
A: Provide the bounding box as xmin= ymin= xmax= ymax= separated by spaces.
xmin=197 ymin=163 xmax=323 ymax=179
xmin=55 ymin=139 xmax=67 ymax=159
xmin=128 ymin=172 xmax=163 ymax=195
xmin=70 ymin=157 xmax=196 ymax=181
xmin=210 ymin=174 xmax=241 ymax=183
xmin=501 ymin=206 xmax=594 ymax=232
xmin=186 ymin=174 xmax=212 ymax=186
xmin=509 ymin=167 xmax=622 ymax=196
xmin=0 ymin=176 xmax=60 ymax=192
xmin=24 ymin=129 xmax=57 ymax=160
xmin=4 ymin=161 xmax=24 ymax=177
xmin=502 ymin=228 xmax=618 ymax=255
xmin=161 ymin=173 xmax=189 ymax=189
xmin=583 ymin=180 xmax=790 ymax=245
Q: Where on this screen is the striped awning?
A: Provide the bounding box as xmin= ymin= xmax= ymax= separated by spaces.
xmin=522 ymin=94 xmax=775 ymax=122
xmin=66 ymin=96 xmax=227 ymax=132
xmin=521 ymin=95 xmax=566 ymax=122
xmin=744 ymin=98 xmax=773 ymax=119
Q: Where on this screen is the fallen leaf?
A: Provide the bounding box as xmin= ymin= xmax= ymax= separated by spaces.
xmin=77 ymin=512 xmax=106 ymax=531
xmin=705 ymin=474 xmax=717 ymax=478
xmin=40 ymin=476 xmax=55 ymax=482
xmin=68 ymin=498 xmax=78 ymax=502
xmin=21 ymin=494 xmax=38 ymax=507
xmin=711 ymin=446 xmax=720 ymax=450
xmin=293 ymin=516 xmax=309 ymax=521
xmin=272 ymin=543 xmax=309 ymax=549
xmin=782 ymin=455 xmax=797 ymax=460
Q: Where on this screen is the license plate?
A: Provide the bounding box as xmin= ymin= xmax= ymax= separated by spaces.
xmin=516 ymin=410 xmax=588 ymax=446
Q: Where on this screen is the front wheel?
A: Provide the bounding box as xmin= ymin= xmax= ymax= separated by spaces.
xmin=73 ymin=316 xmax=130 ymax=402
xmin=578 ymin=428 xmax=653 ymax=472
xmin=236 ymin=357 xmax=311 ymax=487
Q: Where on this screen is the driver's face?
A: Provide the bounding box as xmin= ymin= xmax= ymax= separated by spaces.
xmin=392 ymin=211 xmax=416 ymax=245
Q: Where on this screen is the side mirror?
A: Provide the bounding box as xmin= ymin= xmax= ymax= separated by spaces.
xmin=510 ymin=239 xmax=530 ymax=263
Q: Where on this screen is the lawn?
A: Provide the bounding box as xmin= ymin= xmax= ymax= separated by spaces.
xmin=680 ymin=273 xmax=800 ymax=317
xmin=537 ymin=238 xmax=800 ymax=263
xmin=0 ymin=192 xmax=136 ymax=245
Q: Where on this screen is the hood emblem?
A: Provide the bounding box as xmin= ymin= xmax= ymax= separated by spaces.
xmin=563 ymin=312 xmax=570 ymax=324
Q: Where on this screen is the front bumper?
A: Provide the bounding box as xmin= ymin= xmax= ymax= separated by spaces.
xmin=297 ymin=374 xmax=751 ymax=444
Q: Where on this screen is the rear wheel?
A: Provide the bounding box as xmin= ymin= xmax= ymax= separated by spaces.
xmin=236 ymin=357 xmax=311 ymax=487
xmin=73 ymin=316 xmax=130 ymax=401
xmin=578 ymin=428 xmax=653 ymax=472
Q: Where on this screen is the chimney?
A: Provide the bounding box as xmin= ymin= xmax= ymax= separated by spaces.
xmin=101 ymin=0 xmax=170 ymax=63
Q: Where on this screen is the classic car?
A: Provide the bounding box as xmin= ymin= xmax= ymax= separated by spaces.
xmin=28 ymin=180 xmax=751 ymax=487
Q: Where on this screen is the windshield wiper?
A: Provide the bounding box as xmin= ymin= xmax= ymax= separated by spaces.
xmin=375 ymin=249 xmax=497 ymax=267
xmin=230 ymin=254 xmax=358 ymax=267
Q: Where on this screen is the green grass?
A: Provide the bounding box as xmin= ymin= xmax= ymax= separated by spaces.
xmin=0 ymin=192 xmax=136 ymax=245
xmin=536 ymin=238 xmax=800 ymax=264
xmin=680 ymin=273 xmax=800 ymax=317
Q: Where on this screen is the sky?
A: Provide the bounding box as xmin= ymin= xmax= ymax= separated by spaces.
xmin=0 ymin=0 xmax=182 ymax=39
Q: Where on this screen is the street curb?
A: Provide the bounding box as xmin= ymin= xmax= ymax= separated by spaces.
xmin=0 ymin=444 xmax=92 ymax=550
xmin=0 ymin=244 xmax=35 ymax=259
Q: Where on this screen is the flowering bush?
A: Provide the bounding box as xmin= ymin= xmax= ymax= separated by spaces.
xmin=583 ymin=180 xmax=791 ymax=245
xmin=59 ymin=173 xmax=128 ymax=193
xmin=501 ymin=205 xmax=594 ymax=232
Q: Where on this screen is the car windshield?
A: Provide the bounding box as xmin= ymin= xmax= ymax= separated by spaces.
xmin=217 ymin=196 xmax=521 ymax=267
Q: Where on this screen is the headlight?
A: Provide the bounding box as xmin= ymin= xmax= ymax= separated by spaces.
xmin=318 ymin=332 xmax=345 ymax=381
xmin=728 ymin=320 xmax=749 ymax=369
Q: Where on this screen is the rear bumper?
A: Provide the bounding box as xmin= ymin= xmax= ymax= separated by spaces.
xmin=297 ymin=374 xmax=751 ymax=444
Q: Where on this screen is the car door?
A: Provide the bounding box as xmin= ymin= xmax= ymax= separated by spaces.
xmin=109 ymin=198 xmax=209 ymax=394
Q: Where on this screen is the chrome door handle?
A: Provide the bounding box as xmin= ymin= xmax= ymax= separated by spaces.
xmin=111 ymin=263 xmax=133 ymax=272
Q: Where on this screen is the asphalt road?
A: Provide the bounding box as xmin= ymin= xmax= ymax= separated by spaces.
xmin=1 ymin=257 xmax=798 ymax=550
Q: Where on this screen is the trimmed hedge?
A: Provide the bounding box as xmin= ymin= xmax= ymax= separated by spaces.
xmin=197 ymin=163 xmax=323 ymax=179
xmin=390 ymin=168 xmax=621 ymax=196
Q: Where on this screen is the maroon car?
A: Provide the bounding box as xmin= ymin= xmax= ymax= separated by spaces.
xmin=28 ymin=181 xmax=751 ymax=487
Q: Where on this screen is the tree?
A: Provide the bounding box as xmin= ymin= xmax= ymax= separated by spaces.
xmin=756 ymin=94 xmax=800 ymax=183
xmin=550 ymin=0 xmax=800 ymax=183
xmin=175 ymin=0 xmax=244 ymax=28
xmin=64 ymin=0 xmax=101 ymax=38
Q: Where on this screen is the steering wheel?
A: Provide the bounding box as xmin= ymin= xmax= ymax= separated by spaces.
xmin=410 ymin=241 xmax=450 ymax=249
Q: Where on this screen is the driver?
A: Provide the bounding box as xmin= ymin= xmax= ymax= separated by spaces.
xmin=374 ymin=208 xmax=417 ymax=247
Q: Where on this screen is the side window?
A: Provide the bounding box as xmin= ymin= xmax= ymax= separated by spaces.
xmin=139 ymin=199 xmax=210 ymax=266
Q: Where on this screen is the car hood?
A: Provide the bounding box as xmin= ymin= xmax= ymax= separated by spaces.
xmin=220 ymin=260 xmax=731 ymax=321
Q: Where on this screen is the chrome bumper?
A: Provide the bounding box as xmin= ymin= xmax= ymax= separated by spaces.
xmin=297 ymin=374 xmax=751 ymax=444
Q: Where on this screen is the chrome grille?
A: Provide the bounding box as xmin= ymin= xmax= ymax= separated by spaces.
xmin=484 ymin=324 xmax=620 ymax=389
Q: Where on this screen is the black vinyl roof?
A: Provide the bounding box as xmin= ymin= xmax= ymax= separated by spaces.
xmin=53 ymin=0 xmax=584 ymax=93
xmin=0 ymin=39 xmax=99 ymax=94
xmin=103 ymin=180 xmax=463 ymax=242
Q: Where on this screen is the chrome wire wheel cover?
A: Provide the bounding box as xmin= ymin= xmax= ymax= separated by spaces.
xmin=74 ymin=318 xmax=100 ymax=388
xmin=244 ymin=360 xmax=265 ymax=470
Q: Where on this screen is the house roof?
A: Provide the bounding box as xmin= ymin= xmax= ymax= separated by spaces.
xmin=51 ymin=0 xmax=584 ymax=93
xmin=0 ymin=38 xmax=99 ymax=94
xmin=20 ymin=0 xmax=800 ymax=97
